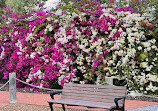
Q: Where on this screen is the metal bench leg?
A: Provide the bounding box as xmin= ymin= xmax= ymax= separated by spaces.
xmin=107 ymin=108 xmax=115 ymax=111
xmin=62 ymin=104 xmax=66 ymax=111
xmin=49 ymin=103 xmax=53 ymax=111
xmin=109 ymin=107 xmax=125 ymax=111
xmin=121 ymin=107 xmax=125 ymax=111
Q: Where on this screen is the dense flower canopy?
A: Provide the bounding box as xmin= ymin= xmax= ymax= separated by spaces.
xmin=0 ymin=0 xmax=158 ymax=94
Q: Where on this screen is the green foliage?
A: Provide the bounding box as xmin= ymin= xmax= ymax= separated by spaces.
xmin=0 ymin=0 xmax=5 ymax=8
xmin=6 ymin=0 xmax=24 ymax=12
xmin=5 ymin=0 xmax=47 ymax=13
xmin=139 ymin=54 xmax=147 ymax=61
xmin=128 ymin=0 xmax=158 ymax=13
xmin=0 ymin=0 xmax=6 ymax=22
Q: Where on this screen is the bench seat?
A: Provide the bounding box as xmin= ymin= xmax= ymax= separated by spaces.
xmin=48 ymin=99 xmax=119 ymax=109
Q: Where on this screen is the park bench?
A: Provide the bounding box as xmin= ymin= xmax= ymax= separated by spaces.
xmin=48 ymin=83 xmax=126 ymax=111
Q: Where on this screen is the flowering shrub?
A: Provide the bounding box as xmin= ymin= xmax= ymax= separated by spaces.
xmin=0 ymin=0 xmax=158 ymax=94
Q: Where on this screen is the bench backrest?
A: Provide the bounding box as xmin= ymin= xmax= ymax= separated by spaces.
xmin=61 ymin=83 xmax=126 ymax=103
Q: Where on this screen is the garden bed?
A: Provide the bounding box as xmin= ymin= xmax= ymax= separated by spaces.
xmin=126 ymin=96 xmax=158 ymax=102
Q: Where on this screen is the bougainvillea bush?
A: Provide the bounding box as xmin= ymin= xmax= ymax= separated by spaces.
xmin=0 ymin=0 xmax=158 ymax=94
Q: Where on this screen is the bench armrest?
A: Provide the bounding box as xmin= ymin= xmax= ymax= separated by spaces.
xmin=50 ymin=91 xmax=62 ymax=99
xmin=114 ymin=97 xmax=125 ymax=108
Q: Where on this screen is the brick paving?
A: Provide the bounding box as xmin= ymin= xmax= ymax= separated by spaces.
xmin=0 ymin=91 xmax=158 ymax=111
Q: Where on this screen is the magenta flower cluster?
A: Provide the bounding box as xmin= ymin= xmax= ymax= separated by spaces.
xmin=0 ymin=2 xmax=133 ymax=89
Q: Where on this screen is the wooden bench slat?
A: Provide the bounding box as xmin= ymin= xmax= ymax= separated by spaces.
xmin=48 ymin=99 xmax=119 ymax=109
xmin=62 ymin=93 xmax=125 ymax=99
xmin=62 ymin=91 xmax=125 ymax=98
xmin=61 ymin=95 xmax=124 ymax=103
xmin=64 ymin=83 xmax=126 ymax=90
xmin=62 ymin=88 xmax=126 ymax=95
xmin=63 ymin=85 xmax=126 ymax=90
xmin=62 ymin=92 xmax=125 ymax=99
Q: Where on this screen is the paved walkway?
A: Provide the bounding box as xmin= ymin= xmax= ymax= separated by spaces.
xmin=0 ymin=91 xmax=158 ymax=111
xmin=128 ymin=105 xmax=158 ymax=111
